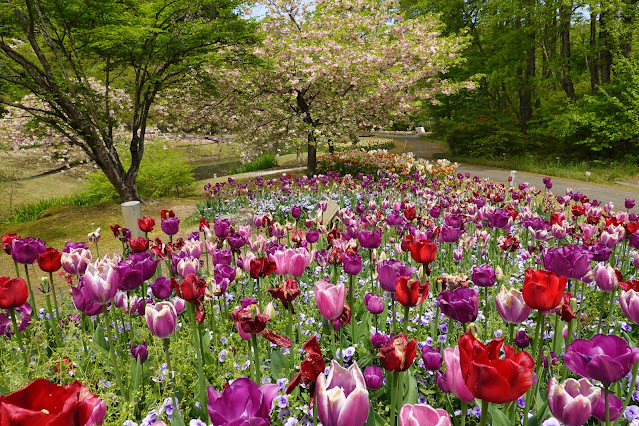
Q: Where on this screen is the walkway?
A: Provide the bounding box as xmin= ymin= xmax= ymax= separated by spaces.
xmin=380 ymin=134 xmax=639 ymax=211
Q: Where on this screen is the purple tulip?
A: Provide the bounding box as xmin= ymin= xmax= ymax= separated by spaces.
xmin=363 ymin=365 xmax=384 ymax=390
xmin=626 ymin=199 xmax=636 ymax=210
xmin=593 ymin=263 xmax=618 ymax=292
xmin=151 ymin=276 xmax=173 ymax=300
xmin=317 ymin=360 xmax=369 ymax=426
xmin=421 ymin=345 xmax=442 ymax=371
xmin=435 ymin=371 xmax=450 ymax=393
xmin=11 ymin=237 xmax=46 ymax=265
xmin=515 ymin=330 xmax=530 ymax=348
xmin=306 ymin=230 xmax=320 ymax=244
xmin=145 ymin=301 xmax=177 ymax=339
xmin=548 ymin=377 xmax=600 ymax=426
xmin=543 ymin=177 xmax=552 ymax=189
xmin=70 ymin=278 xmax=103 ymax=316
xmin=495 ymin=286 xmax=531 ymax=324
xmin=471 ymin=264 xmax=496 ymax=287
xmin=61 ymin=248 xmax=92 ymax=275
xmin=291 ymin=205 xmax=302 ymax=219
xmin=371 ymin=332 xmax=389 ymax=349
xmin=358 ymin=228 xmax=382 ymax=249
xmin=400 ymin=403 xmax=451 ymax=426
xmin=211 ymin=248 xmax=232 ymax=266
xmin=207 ymin=378 xmax=279 ymax=426
xmin=116 ymin=261 xmax=145 ymax=292
xmin=438 ymin=287 xmax=478 ymax=324
xmin=83 ymin=262 xmax=120 ymax=305
xmin=130 ymin=342 xmax=148 ymax=364
xmin=543 ymin=246 xmax=592 ymax=281
xmin=592 ymin=390 xmax=623 ymax=422
xmin=620 ymin=289 xmax=639 ymax=324
xmin=63 ymin=241 xmax=89 ymax=252
xmin=439 ymin=226 xmax=461 ymax=243
xmin=213 ymin=219 xmax=231 ymax=239
xmin=0 ymin=303 xmax=32 ymax=335
xmin=586 ymin=244 xmax=612 ymax=262
xmin=564 ymin=334 xmax=639 ymax=384
xmin=377 ymin=260 xmax=416 ymax=293
xmin=343 ymin=252 xmax=362 ymax=276
xmin=227 ymin=233 xmax=246 ymax=250
xmin=490 ymin=209 xmax=513 ymax=230
xmin=314 ymin=279 xmax=345 ymax=320
xmin=160 ymin=217 xmax=180 ymax=236
xmin=182 ymin=240 xmax=203 ymax=259
xmin=364 ymin=293 xmax=384 ymax=315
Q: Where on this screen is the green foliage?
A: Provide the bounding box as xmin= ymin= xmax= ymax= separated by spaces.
xmin=227 ymin=153 xmax=277 ymax=175
xmin=0 ymin=195 xmax=97 ymax=224
xmin=85 ymin=143 xmax=195 ymax=200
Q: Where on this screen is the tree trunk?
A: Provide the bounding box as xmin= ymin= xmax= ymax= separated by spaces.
xmin=307 ymin=131 xmax=317 ymax=177
xmin=559 ymin=1 xmax=576 ymax=101
xmin=590 ymin=11 xmax=600 ymax=91
xmin=92 ymin=145 xmax=141 ymax=203
xmin=518 ymin=15 xmax=535 ymax=131
xmin=599 ymin=10 xmax=612 ymax=84
xmin=621 ymin=0 xmax=637 ymax=57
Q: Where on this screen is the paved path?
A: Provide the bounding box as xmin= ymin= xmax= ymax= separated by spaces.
xmin=380 ymin=134 xmax=639 ymax=212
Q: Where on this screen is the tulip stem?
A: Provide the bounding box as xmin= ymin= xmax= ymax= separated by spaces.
xmin=104 ymin=307 xmax=127 ymax=401
xmin=252 ymin=334 xmax=261 ymax=385
xmin=390 ymin=371 xmax=399 ymax=426
xmin=605 ymin=383 xmax=611 ymax=426
xmin=48 ymin=272 xmax=60 ymax=321
xmin=597 ymin=291 xmax=608 ymax=335
xmin=14 ymin=260 xmax=20 ymax=278
xmin=403 ymin=305 xmax=410 ymax=336
xmin=163 ymin=338 xmax=179 ymax=422
xmin=461 ymin=401 xmax=467 ymax=426
xmin=349 ymin=274 xmax=355 ymax=342
xmin=9 ymin=308 xmax=29 ymax=371
xmin=23 ymin=264 xmax=36 ymax=314
xmin=615 ymin=360 xmax=639 ymax=426
xmin=508 ymin=322 xmax=515 ymax=346
xmin=479 ymin=400 xmax=489 ymax=426
xmin=43 ymin=279 xmax=60 ymax=347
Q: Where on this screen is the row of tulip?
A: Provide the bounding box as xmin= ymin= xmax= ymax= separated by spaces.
xmin=0 ymin=168 xmax=639 ymax=426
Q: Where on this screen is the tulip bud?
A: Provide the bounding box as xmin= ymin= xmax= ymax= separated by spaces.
xmin=130 ymin=342 xmax=148 ymax=364
xmin=264 ymin=302 xmax=277 ymax=320
xmin=363 ymin=365 xmax=384 ymax=390
xmin=514 ymin=330 xmax=530 ymax=349
xmin=593 ymin=263 xmax=618 ymax=292
xmin=145 ymin=301 xmax=178 ymax=339
xmin=364 ymin=293 xmax=385 ymax=315
xmin=494 ymin=265 xmax=504 ymax=281
xmin=421 ymin=345 xmax=442 ymax=371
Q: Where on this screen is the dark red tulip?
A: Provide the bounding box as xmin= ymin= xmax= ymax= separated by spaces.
xmin=160 ymin=209 xmax=175 ymax=220
xmin=1 ymin=234 xmax=19 ymax=255
xmin=458 ymin=332 xmax=534 ymax=404
xmin=38 ymin=247 xmax=62 ymax=272
xmin=230 ymin=305 xmax=269 ymax=335
xmin=0 ymin=277 xmax=29 ymax=309
xmin=128 ymin=237 xmax=149 ymax=253
xmin=395 ymin=276 xmax=429 ymax=307
xmin=403 ymin=205 xmax=417 ymax=221
xmin=267 ymin=278 xmax=301 ymax=310
xmin=172 ymin=274 xmax=206 ymax=303
xmin=378 ymin=334 xmax=417 ymax=372
xmin=249 ymin=257 xmax=277 ymax=279
xmin=286 ymin=336 xmax=325 ymax=396
xmin=137 ymin=216 xmax=155 ymax=233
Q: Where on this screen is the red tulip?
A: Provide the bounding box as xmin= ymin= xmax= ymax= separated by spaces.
xmin=408 ymin=240 xmax=437 ymax=271
xmin=378 ymin=334 xmax=417 ymax=372
xmin=172 ymin=274 xmax=206 ymax=303
xmin=267 ymin=278 xmax=301 ymax=310
xmin=0 ymin=379 xmax=106 ymax=425
xmin=458 ymin=332 xmax=534 ymax=404
xmin=1 ymin=233 xmax=19 ymax=255
xmin=286 ymin=336 xmax=325 ymax=396
xmin=230 ymin=305 xmax=270 ymax=335
xmin=161 ymin=209 xmax=175 ymax=220
xmin=249 ymin=257 xmax=277 ymax=279
xmin=38 ymin=247 xmax=62 ymax=272
xmin=395 ymin=276 xmax=429 ymax=307
xmin=522 ymin=268 xmax=567 ymax=311
xmin=128 ymin=237 xmax=150 ymax=253
xmin=403 ymin=205 xmax=417 ymax=221
xmin=137 ymin=216 xmax=155 ymax=233
xmin=0 ymin=277 xmax=29 ymax=309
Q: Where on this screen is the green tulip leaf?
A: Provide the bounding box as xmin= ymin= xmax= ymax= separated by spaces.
xmin=488 ymin=404 xmax=511 ymax=426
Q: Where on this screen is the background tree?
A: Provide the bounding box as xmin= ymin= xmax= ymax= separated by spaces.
xmin=0 ymin=0 xmax=255 ymax=201
xmin=164 ymin=0 xmax=472 ymax=175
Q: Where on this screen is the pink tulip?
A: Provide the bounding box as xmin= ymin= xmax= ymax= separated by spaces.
xmin=288 ymin=248 xmax=312 ymax=277
xmin=495 ymin=286 xmax=532 ymax=324
xmin=443 ymin=347 xmax=475 ymax=403
xmin=83 ymin=262 xmax=119 ymax=305
xmin=400 ymin=403 xmax=451 ymax=426
xmin=317 ymin=360 xmax=369 ymax=426
xmin=314 ymin=279 xmax=345 ymax=320
xmin=548 ymin=377 xmax=600 ymax=426
xmin=177 ymin=258 xmax=199 ymax=279
xmin=620 ymin=289 xmax=639 ymax=324
xmin=593 ymin=263 xmax=618 ymax=292
xmin=61 ymin=248 xmax=92 ymax=275
xmin=145 ymin=301 xmax=178 ymax=339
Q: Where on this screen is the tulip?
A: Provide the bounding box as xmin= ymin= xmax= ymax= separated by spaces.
xmin=458 ymin=332 xmax=534 ymax=403
xmin=61 ymin=248 xmax=92 ymax=275
xmin=173 ymin=274 xmax=206 ymax=303
xmin=396 ymin=277 xmax=429 ymax=307
xmin=176 ymin=257 xmax=199 ymax=279
xmin=399 ymin=403 xmax=451 ymax=426
xmin=288 ymin=248 xmax=312 ymax=277
xmin=249 ymin=257 xmax=277 ymax=279
xmin=128 ymin=237 xmax=149 ymax=253
xmin=213 ymin=219 xmax=231 ymax=239
xmin=0 ymin=233 xmax=18 ymax=255
xmin=151 ymin=276 xmax=172 ymax=300
xmin=70 ymin=279 xmax=103 ymax=316
xmin=358 ymin=228 xmax=382 ymax=249
xmin=343 ymin=252 xmax=362 ymax=275
xmin=11 ymin=237 xmax=46 ymax=265
xmin=364 ymin=365 xmax=384 ymax=390
xmin=0 ymin=379 xmax=106 ymax=425
xmin=371 ymin=332 xmax=389 ymax=349
xmin=471 ymin=264 xmax=496 ymax=287
xmin=207 ymin=378 xmax=279 ymax=425
xmin=547 ymin=377 xmax=601 ymax=426
xmin=268 ymin=278 xmax=301 ymax=310
xmin=591 ymin=391 xmax=623 ymax=422
xmin=627 ymin=199 xmax=636 ymax=210
xmin=564 ymin=334 xmax=639 ymax=384
xmin=593 ymin=263 xmax=618 ymax=292
xmin=522 ymin=268 xmax=567 ymax=312
xmin=291 ymin=205 xmax=302 ymax=219
xmin=495 ymin=286 xmax=531 ymax=323
xmin=211 ymin=247 xmax=232 ymax=266
xmin=306 ymin=230 xmax=320 ymax=244
xmin=408 ymin=240 xmax=437 ymax=271
xmin=115 ymin=261 xmax=145 ymax=292
xmin=438 ymin=287 xmax=478 ymax=324
xmin=442 ymin=346 xmax=475 ymax=403
xmin=439 ymin=226 xmax=461 ymax=243
xmin=130 ymin=342 xmax=149 ymax=364
xmin=37 ymin=247 xmax=62 ymax=272
xmin=378 ymin=334 xmax=417 ymax=372
xmin=145 ymin=301 xmax=178 ymax=339
xmin=0 ymin=277 xmax=29 ymax=310
xmin=317 ymin=360 xmax=369 ymax=426
xmin=83 ymin=262 xmax=119 ymax=305
xmin=421 ymin=345 xmax=442 ymax=371
xmin=543 ymin=246 xmax=592 ymax=282
xmin=137 ymin=216 xmax=155 ymax=233
xmin=377 ymin=260 xmax=416 ymax=293
xmin=314 ymin=279 xmax=345 ymax=320
xmin=158 ymin=217 xmax=179 ymax=236
xmin=364 ymin=292 xmax=384 ymax=314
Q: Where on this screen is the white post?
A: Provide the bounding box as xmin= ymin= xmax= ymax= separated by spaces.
xmin=121 ymin=201 xmax=143 ymax=239
xmin=509 ymin=170 xmax=517 ymax=188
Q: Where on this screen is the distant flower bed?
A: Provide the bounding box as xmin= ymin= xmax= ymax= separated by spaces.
xmin=317 ymin=149 xmax=457 ymax=178
xmin=333 ymin=138 xmax=395 ymax=152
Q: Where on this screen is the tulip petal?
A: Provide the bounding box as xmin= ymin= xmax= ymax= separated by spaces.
xmin=336 ymin=387 xmax=369 ymax=426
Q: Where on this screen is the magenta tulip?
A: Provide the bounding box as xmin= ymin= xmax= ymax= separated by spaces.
xmin=317 ymin=360 xmax=369 ymax=426
xmin=145 ymin=301 xmax=178 ymax=339
xmin=400 ymin=403 xmax=451 ymax=426
xmin=548 ymin=377 xmax=600 ymax=426
xmin=82 ymin=262 xmax=119 ymax=305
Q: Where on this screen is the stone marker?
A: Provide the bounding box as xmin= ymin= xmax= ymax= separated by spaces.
xmin=216 ymin=208 xmax=256 ymax=227
xmin=121 ymin=201 xmax=143 ymax=239
xmin=509 ymin=170 xmax=517 ymax=188
xmin=310 ymin=196 xmax=340 ymax=226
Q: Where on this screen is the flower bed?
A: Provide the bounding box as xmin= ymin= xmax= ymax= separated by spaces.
xmin=317 ymin=149 xmax=457 ymax=179
xmin=1 ymin=173 xmax=639 ymax=425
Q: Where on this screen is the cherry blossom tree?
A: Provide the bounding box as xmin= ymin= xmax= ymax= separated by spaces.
xmin=166 ymin=0 xmax=474 ymax=174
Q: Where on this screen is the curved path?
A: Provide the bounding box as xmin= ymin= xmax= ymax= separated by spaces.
xmin=380 ymin=134 xmax=639 ymax=212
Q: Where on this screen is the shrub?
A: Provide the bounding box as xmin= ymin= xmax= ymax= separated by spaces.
xmin=228 ymin=153 xmax=277 ymax=175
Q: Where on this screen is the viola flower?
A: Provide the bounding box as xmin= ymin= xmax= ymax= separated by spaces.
xmin=378 ymin=334 xmax=417 ymax=372
xmin=316 ymin=360 xmax=369 ymax=426
xmin=458 ymin=332 xmax=535 ymax=404
xmin=0 ymin=379 xmax=105 ymax=425
xmin=522 ymin=268 xmax=567 ymax=312
xmin=396 ymin=277 xmax=429 ymax=307
xmin=564 ymin=334 xmax=639 ymax=384
xmin=207 ymin=378 xmax=279 ymax=426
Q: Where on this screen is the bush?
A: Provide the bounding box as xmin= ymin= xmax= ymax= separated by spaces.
xmin=444 ymin=117 xmax=530 ymax=158
xmin=228 ymin=153 xmax=277 ymax=175
xmin=85 ymin=142 xmax=195 ymax=200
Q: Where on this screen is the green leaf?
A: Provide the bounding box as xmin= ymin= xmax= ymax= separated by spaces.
xmin=366 ymin=406 xmax=386 ymax=426
xmin=129 ymin=358 xmax=142 ymax=394
xmin=93 ymin=324 xmax=109 ymax=351
xmin=488 ymin=403 xmax=512 ymax=426
xmin=403 ymin=373 xmax=418 ymax=405
xmin=171 ymin=402 xmax=187 ymax=426
xmin=270 ymin=348 xmax=289 ymax=380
